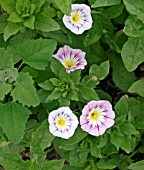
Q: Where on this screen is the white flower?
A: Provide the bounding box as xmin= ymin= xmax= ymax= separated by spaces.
xmin=48 ymin=107 xmax=79 ymax=139
xmin=63 ymin=4 xmax=93 ymax=34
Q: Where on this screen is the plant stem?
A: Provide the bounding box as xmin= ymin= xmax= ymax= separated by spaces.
xmin=18 ymin=62 xmax=24 ymax=71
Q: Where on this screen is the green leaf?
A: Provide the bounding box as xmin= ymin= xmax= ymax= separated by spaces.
xmin=30 ymin=122 xmax=51 ymax=163
xmin=83 ymin=14 xmax=102 ymax=47
xmin=24 ymin=16 xmax=35 ymax=29
xmin=69 ymin=143 xmax=89 ymax=166
xmin=128 ymin=97 xmax=144 ymax=123
xmin=120 ymin=123 xmax=139 ymax=136
xmin=115 ymin=96 xmax=128 ymax=117
xmin=124 ymin=15 xmax=144 ymax=37
xmin=5 ymin=68 xmax=18 ymax=83
xmin=43 ymin=8 xmax=57 ymax=18
xmin=128 ymin=160 xmax=144 ymax=170
xmin=0 ymin=102 xmax=31 ymax=144
xmin=46 ymin=88 xmax=61 ymax=102
xmin=50 ymin=78 xmax=61 ymax=86
xmin=7 ymin=12 xmax=24 ymax=22
xmin=92 ymin=0 xmax=121 ymax=8
xmin=4 ymin=22 xmax=24 ymax=41
xmin=43 ymin=30 xmax=69 ymax=44
xmin=35 ymin=13 xmax=60 ymax=32
xmin=31 ymin=0 xmax=45 ymax=13
xmin=123 ymin=0 xmax=144 ymax=22
xmin=96 ymin=89 xmax=112 ymax=102
xmin=53 ymin=127 xmax=87 ymax=150
xmin=59 ymin=69 xmax=70 ymax=81
xmin=110 ymin=132 xmax=122 ymax=150
xmin=120 ymin=135 xmax=132 ymax=153
xmin=70 ymin=70 xmax=81 ymax=85
xmin=105 ymin=3 xmax=124 ymax=19
xmin=5 ymin=65 xmax=17 ymax=79
xmin=0 ymin=14 xmax=8 ymax=34
xmin=0 ymin=48 xmax=13 ymax=69
xmin=78 ymin=84 xmax=99 ymax=102
xmin=90 ymin=142 xmax=102 ymax=158
xmin=100 ymin=142 xmax=118 ymax=155
xmin=50 ymin=58 xmax=65 ymax=76
xmin=0 ymin=82 xmax=11 ymax=101
xmin=38 ymin=80 xmax=54 ymax=91
xmin=6 ymin=29 xmax=35 ymax=64
xmin=102 ymin=32 xmax=121 ymax=53
xmin=67 ymin=89 xmax=78 ymax=101
xmin=89 ymin=61 xmax=110 ymax=80
xmin=29 ymin=162 xmax=41 ymax=170
xmin=54 ymin=0 xmax=72 ymax=15
xmin=18 ymin=39 xmax=57 ymax=70
xmin=58 ymin=97 xmax=70 ymax=106
xmin=41 ymin=160 xmax=64 ymax=170
xmin=84 ymin=12 xmax=113 ymax=47
xmin=96 ymin=162 xmax=116 ymax=169
xmin=11 ymin=72 xmax=40 ymax=107
xmin=31 ymin=120 xmax=55 ymax=154
xmin=22 ymin=66 xmax=39 ymax=79
xmin=0 ymin=153 xmax=31 ymax=170
xmin=0 ymin=0 xmax=16 ymax=13
xmin=63 ymin=165 xmax=83 ymax=170
xmin=121 ymin=36 xmax=144 ymax=72
xmin=128 ymin=79 xmax=144 ymax=97
xmin=110 ymin=55 xmax=135 ymax=91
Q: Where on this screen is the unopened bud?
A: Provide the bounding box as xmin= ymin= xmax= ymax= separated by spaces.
xmin=92 ymin=76 xmax=98 ymax=81
xmin=124 ymin=94 xmax=129 ymax=99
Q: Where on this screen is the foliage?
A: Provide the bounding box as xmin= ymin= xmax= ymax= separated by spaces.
xmin=0 ymin=0 xmax=144 ymax=169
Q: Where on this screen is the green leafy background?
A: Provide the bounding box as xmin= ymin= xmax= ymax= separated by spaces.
xmin=0 ymin=0 xmax=144 ymax=169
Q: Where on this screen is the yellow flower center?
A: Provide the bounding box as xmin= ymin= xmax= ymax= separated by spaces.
xmin=71 ymin=13 xmax=81 ymax=24
xmin=64 ymin=60 xmax=75 ymax=68
xmin=57 ymin=117 xmax=66 ymax=127
xmin=90 ymin=110 xmax=100 ymax=121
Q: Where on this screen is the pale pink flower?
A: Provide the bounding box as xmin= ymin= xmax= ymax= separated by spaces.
xmin=48 ymin=107 xmax=78 ymax=139
xmin=53 ymin=45 xmax=87 ymax=73
xmin=63 ymin=4 xmax=93 ymax=34
xmin=80 ymin=100 xmax=115 ymax=136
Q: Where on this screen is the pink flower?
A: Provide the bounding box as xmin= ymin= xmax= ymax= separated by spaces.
xmin=80 ymin=100 xmax=115 ymax=136
xmin=53 ymin=45 xmax=87 ymax=73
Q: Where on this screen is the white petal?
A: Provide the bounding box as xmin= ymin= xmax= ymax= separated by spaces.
xmin=81 ymin=123 xmax=91 ymax=133
xmin=89 ymin=126 xmax=99 ymax=136
xmin=49 ymin=124 xmax=57 ymax=134
xmin=80 ymin=115 xmax=88 ymax=125
xmin=87 ymin=101 xmax=97 ymax=109
xmin=105 ymin=110 xmax=115 ymax=119
xmin=61 ymin=130 xmax=71 ymax=139
xmin=98 ymin=124 xmax=107 ymax=136
xmin=66 ymin=128 xmax=75 ymax=138
xmin=103 ymin=118 xmax=115 ymax=128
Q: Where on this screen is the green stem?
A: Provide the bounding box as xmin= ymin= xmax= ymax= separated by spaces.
xmin=18 ymin=61 xmax=24 ymax=71
xmin=129 ymin=149 xmax=139 ymax=158
xmin=47 ymin=148 xmax=54 ymax=153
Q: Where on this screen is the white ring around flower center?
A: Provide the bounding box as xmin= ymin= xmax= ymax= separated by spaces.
xmin=88 ymin=108 xmax=106 ymax=127
xmin=55 ymin=114 xmax=72 ymax=131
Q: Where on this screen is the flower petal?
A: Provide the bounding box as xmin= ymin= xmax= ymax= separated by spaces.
xmin=80 ymin=100 xmax=115 ymax=137
xmin=63 ymin=4 xmax=93 ymax=35
xmin=53 ymin=45 xmax=87 ymax=73
xmin=48 ymin=107 xmax=79 ymax=139
xmin=103 ymin=118 xmax=115 ymax=128
xmin=98 ymin=124 xmax=107 ymax=136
